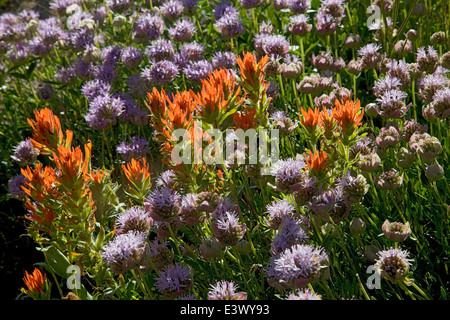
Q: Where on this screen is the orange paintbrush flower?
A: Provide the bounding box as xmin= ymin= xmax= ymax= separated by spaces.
xmin=191 ymin=68 xmax=243 ymax=122
xmin=300 ymin=107 xmax=321 ymax=129
xmin=51 ymin=142 xmax=92 ymax=184
xmin=21 ymin=163 xmax=58 ymax=202
xmin=333 ymin=99 xmax=364 ymax=132
xmin=122 ymin=158 xmax=152 ymax=189
xmin=23 ymin=268 xmax=47 ymax=294
xmin=233 ymin=107 xmax=258 ymax=130
xmin=146 ymin=87 xmax=167 ymax=118
xmin=305 ymin=149 xmax=329 ymax=173
xmin=24 ymin=202 xmax=56 ymax=235
xmin=319 ymin=106 xmax=337 ymax=134
xmin=236 ymin=51 xmax=269 ymax=87
xmin=27 ymin=108 xmax=72 ymax=155
xmin=165 ymin=90 xmax=195 ymax=130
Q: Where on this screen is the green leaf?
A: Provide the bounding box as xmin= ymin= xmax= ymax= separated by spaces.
xmin=43 ymin=245 xmax=71 ymax=278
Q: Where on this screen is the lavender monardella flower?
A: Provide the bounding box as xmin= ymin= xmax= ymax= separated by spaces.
xmin=142 ymin=239 xmax=175 ymax=272
xmin=101 ymin=231 xmax=147 ymax=274
xmin=85 ymin=94 xmax=124 ymax=130
xmin=132 ymin=14 xmax=164 ymax=44
xmin=11 ymin=138 xmax=38 ymax=167
xmin=289 ymin=14 xmax=312 ymax=36
xmin=266 ymin=244 xmax=330 ymax=289
xmin=358 ymin=43 xmax=382 ymax=69
xmin=116 ymin=136 xmax=150 ymax=161
xmin=315 ymin=10 xmax=337 ymax=36
xmin=155 ymin=170 xmax=177 ymax=189
xmin=387 ymin=60 xmax=411 ymax=88
xmin=373 ymin=75 xmax=403 ymax=99
xmin=238 ymin=0 xmax=264 ymax=9
xmin=375 ymin=89 xmax=410 ymax=118
xmin=212 ymin=51 xmax=237 ymax=70
xmin=161 ymin=0 xmax=185 ymax=21
xmin=401 ymin=119 xmax=428 ymax=142
xmin=265 ymin=198 xmax=296 ymax=230
xmin=336 ymin=173 xmax=370 ymax=203
xmin=431 ymin=87 xmax=450 ymax=118
xmin=119 ymin=95 xmax=149 ymax=126
xmin=208 ymin=281 xmax=247 ymax=300
xmin=212 ymin=210 xmax=246 ymax=246
xmin=271 ymin=158 xmax=306 ymax=194
xmin=156 ymin=263 xmax=192 ymax=298
xmin=214 ymin=5 xmax=246 ymax=40
xmin=376 ymin=168 xmax=403 ymax=190
xmin=141 ymin=60 xmax=179 ymax=86
xmin=105 ymin=0 xmax=132 ymax=13
xmin=180 ymin=42 xmax=205 ymax=61
xmin=375 ymin=248 xmax=413 ymax=283
xmin=376 ymin=125 xmax=401 ymax=148
xmin=271 ymin=216 xmax=309 ymax=255
xmin=287 ymin=289 xmax=322 ymax=300
xmin=121 ymin=46 xmax=142 ymax=69
xmin=116 ymin=207 xmax=152 ymax=235
xmin=8 ymin=173 xmax=28 ymax=200
xmin=144 ymin=187 xmax=180 ymax=222
xmin=145 ymin=39 xmax=175 ymax=62
xmin=418 ymin=73 xmax=448 ymax=103
xmin=270 ymin=110 xmax=298 ymax=134
xmin=416 ymin=45 xmax=440 ymax=74
xmin=262 ymin=34 xmax=290 ymax=57
xmin=127 ymin=73 xmax=149 ymax=98
xmin=169 ymin=19 xmax=196 ymax=42
xmin=81 ymin=80 xmax=112 ymax=101
xmin=307 ymin=189 xmax=336 ymax=215
xmin=183 ymin=60 xmax=213 ymax=83
xmin=288 ymin=0 xmax=311 ymax=13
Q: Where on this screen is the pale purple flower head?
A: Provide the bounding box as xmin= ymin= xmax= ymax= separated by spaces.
xmin=271 ymin=158 xmax=306 ymax=194
xmin=289 ymin=14 xmax=312 ymax=36
xmin=262 ymin=34 xmax=290 ymax=57
xmin=155 ymin=263 xmax=192 ymax=298
xmin=336 ymin=173 xmax=369 ymax=203
xmin=288 ymin=0 xmax=311 ymax=13
xmin=146 ymin=39 xmax=174 ymax=62
xmin=375 ymin=89 xmax=410 ymax=118
xmin=387 ymin=60 xmax=411 ymax=88
xmin=133 ymin=14 xmax=164 ymax=44
xmin=418 ymin=73 xmax=448 ymax=103
xmin=180 ymin=42 xmax=205 ymax=61
xmin=238 ymin=0 xmax=263 ymax=9
xmin=179 ymin=193 xmax=206 ymax=226
xmin=212 ymin=51 xmax=237 ymax=70
xmin=183 ymin=60 xmax=213 ymax=83
xmin=127 ymin=73 xmax=149 ymax=98
xmin=8 ymin=173 xmax=28 ymax=200
xmin=81 ymin=80 xmax=112 ymax=101
xmin=265 ymin=198 xmax=296 ymax=230
xmin=266 ymin=244 xmax=330 ymax=289
xmin=102 ymin=231 xmax=147 ymax=274
xmin=416 ymin=45 xmax=439 ymax=74
xmin=358 ymin=43 xmax=382 ymax=69
xmin=141 ymin=60 xmax=179 ymax=86
xmin=315 ymin=10 xmax=337 ymax=36
xmin=85 ymin=93 xmax=124 ymax=130
xmin=101 ymin=45 xmax=123 ymax=67
xmin=214 ymin=6 xmax=246 ymax=39
xmin=119 ymin=96 xmax=149 ymax=126
xmin=169 ymin=19 xmax=196 ymax=42
xmin=214 ymin=1 xmax=238 ymax=20
xmin=212 ymin=210 xmax=246 ymax=246
xmin=117 ymin=136 xmax=150 ymax=161
xmin=161 ymin=0 xmax=185 ymax=20
xmin=270 ymin=110 xmax=298 ymax=133
xmin=106 ymin=0 xmax=132 ymax=13
xmin=116 ymin=207 xmax=152 ymax=235
xmin=145 ymin=187 xmax=180 ymax=222
xmin=29 ymin=37 xmax=52 ymax=57
xmin=376 ymin=168 xmax=404 ymax=190
xmin=11 ymin=138 xmax=38 ymax=167
xmin=156 ymin=170 xmax=177 ymax=189
xmin=375 ymin=248 xmax=413 ymax=283
xmin=208 ymin=281 xmax=247 ymax=300
xmin=287 ymin=288 xmax=322 ymax=300
xmin=431 ymin=87 xmax=450 ymax=118
xmin=376 ymin=125 xmax=401 ymax=148
xmin=271 ymin=216 xmax=309 ymax=255
xmin=401 ymin=119 xmax=428 ymax=142
xmin=373 ymin=75 xmax=402 ymax=99
xmin=121 ymin=46 xmax=142 ymax=69
xmin=307 ymin=189 xmax=336 ymax=215
xmin=8 ymin=42 xmax=30 ymax=65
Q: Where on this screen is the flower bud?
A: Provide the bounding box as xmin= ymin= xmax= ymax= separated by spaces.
xmin=425 ymin=163 xmax=444 ymax=181
xmin=430 ymin=31 xmax=446 ymax=45
xmin=406 ymin=29 xmax=418 ymax=40
xmin=397 ymin=147 xmax=416 ymax=168
xmin=235 ymin=240 xmax=252 ymax=255
xmin=382 ymin=220 xmax=411 ymax=242
xmin=350 ymin=217 xmax=366 ymax=235
xmin=199 ymin=238 xmax=222 ymax=261
xmin=364 ymin=244 xmax=380 ymax=263
xmin=365 ymin=103 xmax=379 ymax=117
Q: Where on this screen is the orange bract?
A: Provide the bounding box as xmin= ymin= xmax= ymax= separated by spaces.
xmin=23 ymin=268 xmax=46 ymax=294
xmin=122 ymin=158 xmax=151 ymax=185
xmin=146 ymin=87 xmax=167 ymax=118
xmin=233 ymin=107 xmax=258 ymax=130
xmin=27 ymin=108 xmax=72 ymax=155
xmin=305 ymin=149 xmax=329 ymax=173
xmin=333 ymin=99 xmax=364 ymax=131
xmin=52 ymin=142 xmax=92 ymax=183
xmin=21 ymin=163 xmax=58 ymax=202
xmin=191 ymin=68 xmax=243 ymax=119
xmin=236 ymin=51 xmax=269 ymax=87
xmin=300 ymin=107 xmax=321 ymax=129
